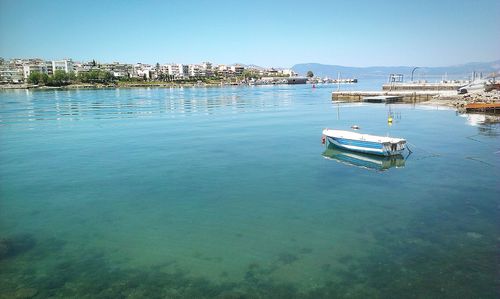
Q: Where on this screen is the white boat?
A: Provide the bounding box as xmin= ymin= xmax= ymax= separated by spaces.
xmin=322 ymin=129 xmax=406 ymax=156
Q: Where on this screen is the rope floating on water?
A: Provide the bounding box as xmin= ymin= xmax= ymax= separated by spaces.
xmin=465 ymin=156 xmax=496 ymax=167
xmin=406 ymin=142 xmax=441 ymax=160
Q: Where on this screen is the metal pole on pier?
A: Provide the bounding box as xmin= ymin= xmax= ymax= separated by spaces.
xmin=336 ymin=72 xmax=341 ymax=92
xmin=411 ymin=67 xmax=419 ymax=82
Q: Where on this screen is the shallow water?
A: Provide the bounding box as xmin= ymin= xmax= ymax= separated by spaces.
xmin=1 ymin=85 xmax=499 ymax=298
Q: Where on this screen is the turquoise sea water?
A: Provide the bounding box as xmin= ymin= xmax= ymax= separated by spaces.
xmin=0 ymin=85 xmax=499 ymax=298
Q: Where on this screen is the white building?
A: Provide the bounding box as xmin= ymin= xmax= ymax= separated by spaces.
xmin=166 ymin=64 xmax=179 ymax=76
xmin=180 ymin=64 xmax=188 ymax=78
xmin=201 ymin=62 xmax=213 ymax=77
xmin=99 ymin=62 xmax=133 ymax=78
xmin=133 ymin=63 xmax=153 ymax=79
xmin=23 ymin=64 xmax=48 ymax=79
xmin=279 ymin=69 xmax=297 ymax=77
xmin=188 ymin=64 xmax=202 ymax=77
xmin=20 ymin=58 xmax=52 ymax=79
xmin=0 ymin=67 xmax=23 ymax=83
xmin=230 ymin=65 xmax=245 ymax=76
xmin=73 ymin=61 xmax=95 ymax=75
xmin=52 ymin=59 xmax=74 ymax=73
xmin=166 ymin=64 xmax=188 ymax=78
xmin=217 ymin=65 xmax=229 ymax=77
xmin=158 ymin=64 xmax=170 ymax=76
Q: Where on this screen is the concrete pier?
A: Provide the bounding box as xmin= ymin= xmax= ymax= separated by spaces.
xmin=332 ymin=90 xmax=457 ymax=103
xmin=332 ymin=82 xmax=464 ymax=103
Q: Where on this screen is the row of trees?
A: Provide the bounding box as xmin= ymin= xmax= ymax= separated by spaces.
xmin=28 ymin=70 xmax=115 ymax=86
xmin=27 ymin=68 xmax=304 ymax=86
xmin=28 ymin=70 xmax=75 ymax=86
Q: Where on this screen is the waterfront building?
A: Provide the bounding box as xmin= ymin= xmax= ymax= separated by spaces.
xmin=166 ymin=64 xmax=179 ymax=77
xmin=133 ymin=63 xmax=153 ymax=79
xmin=201 ymin=62 xmax=213 ymax=77
xmin=279 ymin=69 xmax=297 ymax=77
xmin=1 ymin=56 xmax=294 ymax=83
xmin=22 ymin=64 xmax=48 ymax=79
xmin=165 ymin=64 xmax=183 ymax=78
xmin=230 ymin=65 xmax=244 ymax=76
xmin=157 ymin=64 xmax=170 ymax=79
xmin=45 ymin=61 xmax=53 ymax=75
xmin=18 ymin=58 xmax=51 ymax=79
xmin=166 ymin=64 xmax=188 ymax=79
xmin=188 ymin=64 xmax=202 ymax=77
xmin=216 ymin=65 xmax=229 ymax=77
xmin=73 ymin=61 xmax=96 ymax=75
xmin=51 ymin=59 xmax=74 ymax=73
xmin=101 ymin=62 xmax=133 ymax=78
xmin=0 ymin=65 xmax=23 ymax=83
xmin=180 ymin=64 xmax=189 ymax=78
xmin=264 ymin=68 xmax=279 ymax=76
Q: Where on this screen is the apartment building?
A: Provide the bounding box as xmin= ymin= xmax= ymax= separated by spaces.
xmin=51 ymin=59 xmax=74 ymax=73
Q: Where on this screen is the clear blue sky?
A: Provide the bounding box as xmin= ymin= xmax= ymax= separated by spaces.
xmin=1 ymin=0 xmax=499 ymax=67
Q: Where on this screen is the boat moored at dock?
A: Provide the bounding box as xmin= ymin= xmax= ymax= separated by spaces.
xmin=322 ymin=129 xmax=407 ymax=156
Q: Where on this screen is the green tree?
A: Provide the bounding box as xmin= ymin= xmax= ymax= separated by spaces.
xmin=242 ymin=69 xmax=260 ymax=79
xmin=78 ymin=69 xmax=113 ymax=83
xmin=49 ymin=70 xmax=70 ymax=86
xmin=28 ymin=72 xmax=42 ymax=84
xmin=87 ymin=70 xmax=100 ymax=82
xmin=67 ymin=71 xmax=77 ymax=82
xmin=77 ymin=71 xmax=88 ymax=83
xmin=98 ymin=70 xmax=113 ymax=82
xmin=45 ymin=76 xmax=54 ymax=86
xmin=40 ymin=73 xmax=49 ymax=85
xmin=156 ymin=63 xmax=163 ymax=81
xmin=306 ymin=71 xmax=314 ymax=78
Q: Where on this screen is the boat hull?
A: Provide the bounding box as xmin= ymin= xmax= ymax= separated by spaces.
xmin=327 ymin=137 xmax=400 ymax=156
xmin=322 ymin=129 xmax=407 ymax=156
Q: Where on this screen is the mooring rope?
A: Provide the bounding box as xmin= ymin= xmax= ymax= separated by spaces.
xmin=406 ymin=141 xmax=441 ymax=161
xmin=466 ymin=134 xmax=500 ymax=152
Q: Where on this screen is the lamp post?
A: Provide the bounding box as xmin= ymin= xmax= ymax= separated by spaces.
xmin=411 ymin=67 xmax=419 ymax=82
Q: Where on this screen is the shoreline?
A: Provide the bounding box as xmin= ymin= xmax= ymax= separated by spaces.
xmin=0 ymin=82 xmax=230 ymax=90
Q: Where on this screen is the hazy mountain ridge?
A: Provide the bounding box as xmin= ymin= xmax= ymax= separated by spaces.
xmin=292 ymin=60 xmax=500 ymax=79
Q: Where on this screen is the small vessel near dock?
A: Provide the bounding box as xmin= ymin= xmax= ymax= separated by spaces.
xmin=322 ymin=129 xmax=407 ymax=156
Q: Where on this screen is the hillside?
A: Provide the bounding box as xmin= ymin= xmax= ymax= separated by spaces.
xmin=292 ymin=60 xmax=500 ymax=79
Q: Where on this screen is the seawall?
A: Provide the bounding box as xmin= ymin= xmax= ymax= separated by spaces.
xmin=332 ymin=90 xmax=457 ymax=102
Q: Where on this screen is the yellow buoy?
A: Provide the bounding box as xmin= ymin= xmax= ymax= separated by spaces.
xmin=388 ymin=117 xmax=393 ymax=123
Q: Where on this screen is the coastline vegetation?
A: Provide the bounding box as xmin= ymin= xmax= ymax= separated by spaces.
xmin=28 ymin=70 xmax=115 ymax=87
xmin=25 ymin=70 xmax=261 ymax=88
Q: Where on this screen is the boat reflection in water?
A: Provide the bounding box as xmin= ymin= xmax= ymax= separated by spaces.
xmin=322 ymin=144 xmax=405 ymax=171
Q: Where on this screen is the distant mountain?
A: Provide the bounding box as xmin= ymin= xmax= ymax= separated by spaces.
xmin=231 ymin=63 xmax=265 ymax=70
xmin=292 ymin=60 xmax=500 ymax=79
xmin=242 ymin=64 xmax=265 ymax=70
